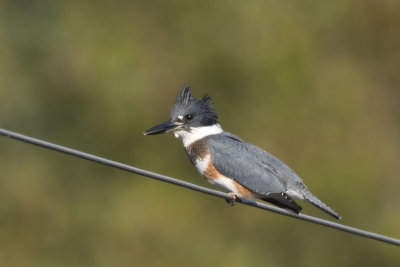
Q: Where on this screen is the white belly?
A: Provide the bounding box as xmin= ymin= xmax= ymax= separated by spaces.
xmin=195 ymin=154 xmax=211 ymax=174
xmin=195 ymin=154 xmax=247 ymax=197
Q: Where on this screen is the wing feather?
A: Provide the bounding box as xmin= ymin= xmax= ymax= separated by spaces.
xmin=208 ymin=133 xmax=287 ymax=195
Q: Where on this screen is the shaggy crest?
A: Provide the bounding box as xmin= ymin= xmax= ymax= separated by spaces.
xmin=170 ymin=85 xmax=218 ymax=126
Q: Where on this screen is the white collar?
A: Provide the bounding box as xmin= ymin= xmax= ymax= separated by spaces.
xmin=173 ymin=124 xmax=223 ymax=147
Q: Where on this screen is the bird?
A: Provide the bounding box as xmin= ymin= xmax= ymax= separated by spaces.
xmin=144 ymin=85 xmax=341 ymax=219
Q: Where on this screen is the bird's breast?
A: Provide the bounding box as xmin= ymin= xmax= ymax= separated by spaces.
xmin=186 ymin=138 xmax=253 ymax=198
xmin=194 ymin=153 xmax=219 ymax=182
xmin=186 ymin=138 xmax=218 ymax=181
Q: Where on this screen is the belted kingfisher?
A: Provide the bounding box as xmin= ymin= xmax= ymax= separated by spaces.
xmin=144 ymin=85 xmax=341 ymax=219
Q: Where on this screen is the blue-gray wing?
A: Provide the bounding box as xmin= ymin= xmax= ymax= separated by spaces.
xmin=207 ymin=132 xmax=293 ymax=196
xmin=208 ymin=133 xmax=342 ymax=218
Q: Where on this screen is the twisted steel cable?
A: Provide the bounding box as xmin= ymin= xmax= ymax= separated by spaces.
xmin=1 ymin=128 xmax=399 ymax=247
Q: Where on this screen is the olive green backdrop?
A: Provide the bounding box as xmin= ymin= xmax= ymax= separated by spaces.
xmin=1 ymin=1 xmax=399 ymax=266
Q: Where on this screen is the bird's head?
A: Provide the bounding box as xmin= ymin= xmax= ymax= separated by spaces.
xmin=144 ymin=85 xmax=220 ymax=141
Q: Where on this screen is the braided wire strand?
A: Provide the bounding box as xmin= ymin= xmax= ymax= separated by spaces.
xmin=1 ymin=128 xmax=399 ymax=247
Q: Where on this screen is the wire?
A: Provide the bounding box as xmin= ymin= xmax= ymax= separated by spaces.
xmin=1 ymin=128 xmax=399 ymax=247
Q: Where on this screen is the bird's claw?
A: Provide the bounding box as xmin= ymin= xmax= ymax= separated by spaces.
xmin=225 ymin=193 xmax=238 ymax=206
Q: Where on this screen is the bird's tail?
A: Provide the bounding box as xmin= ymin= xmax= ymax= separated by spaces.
xmin=261 ymin=193 xmax=303 ymax=215
xmin=303 ymin=191 xmax=341 ymax=220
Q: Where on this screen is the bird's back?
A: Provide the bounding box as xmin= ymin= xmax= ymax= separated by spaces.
xmin=207 ymin=132 xmax=305 ymax=195
xmin=207 ymin=132 xmax=341 ymax=219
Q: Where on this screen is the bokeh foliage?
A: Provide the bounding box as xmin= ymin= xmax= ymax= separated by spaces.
xmin=1 ymin=1 xmax=399 ymax=266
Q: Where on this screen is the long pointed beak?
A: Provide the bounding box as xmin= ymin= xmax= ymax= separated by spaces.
xmin=143 ymin=120 xmax=181 ymax=135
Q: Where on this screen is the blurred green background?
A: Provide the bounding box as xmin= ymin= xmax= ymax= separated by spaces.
xmin=1 ymin=1 xmax=400 ymax=266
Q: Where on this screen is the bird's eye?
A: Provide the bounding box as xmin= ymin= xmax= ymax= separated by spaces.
xmin=185 ymin=114 xmax=194 ymax=121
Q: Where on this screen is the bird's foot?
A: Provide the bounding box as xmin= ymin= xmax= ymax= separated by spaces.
xmin=225 ymin=193 xmax=238 ymax=206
